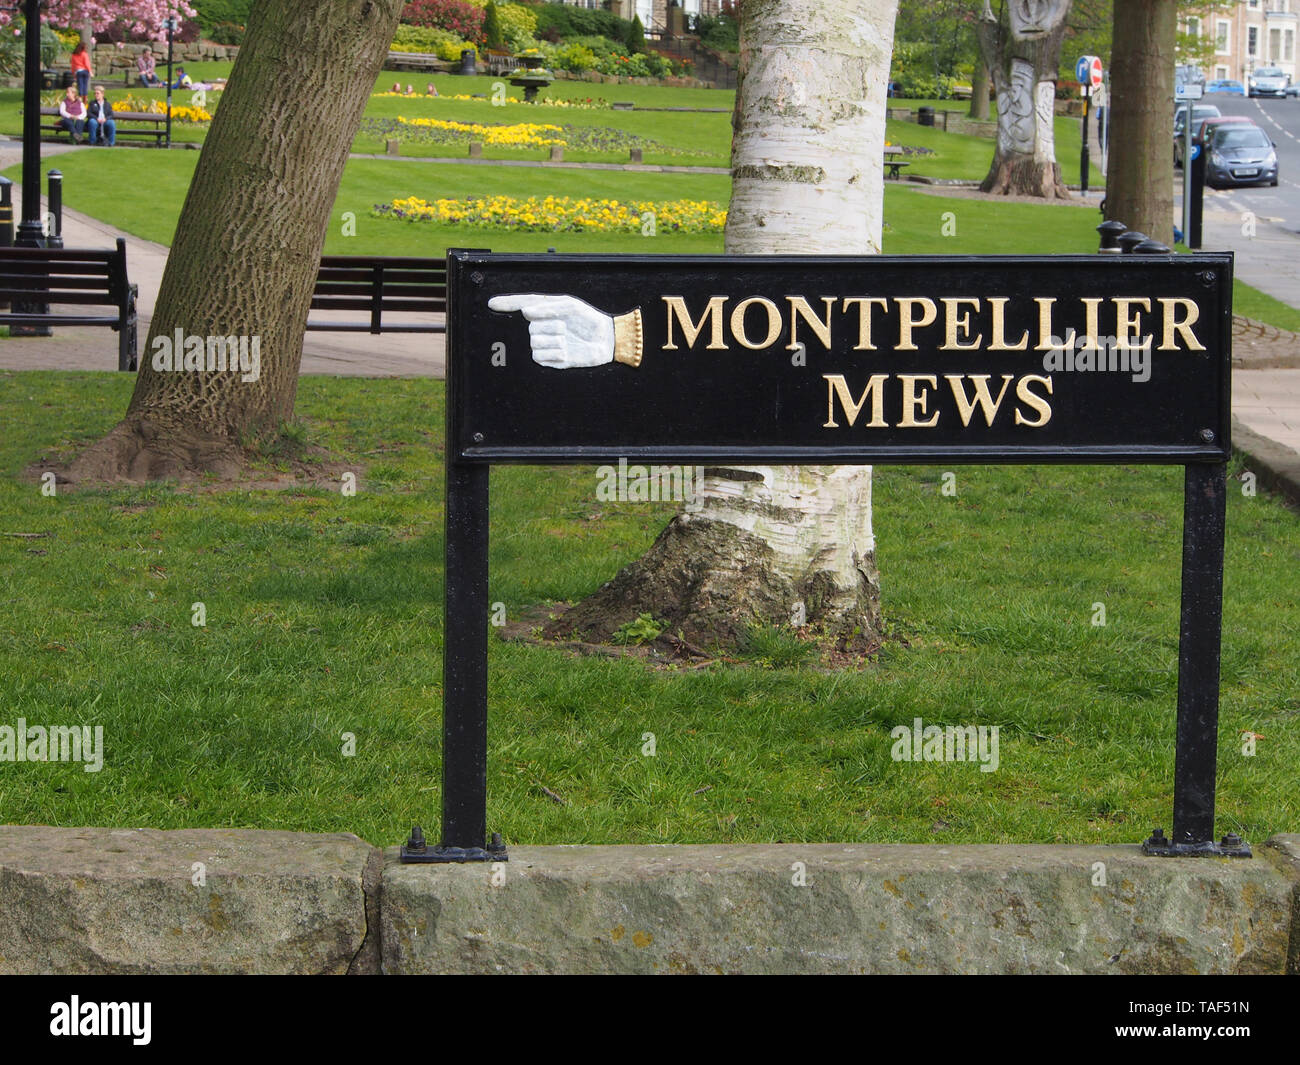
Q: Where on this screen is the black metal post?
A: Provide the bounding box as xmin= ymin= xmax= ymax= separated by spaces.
xmin=1080 ymin=84 xmax=1090 ymax=193
xmin=0 ymin=176 xmax=14 ymax=247
xmin=45 ymin=168 xmax=60 ymax=249
xmin=400 ymin=458 xmax=504 ymax=863
xmin=165 ymin=16 xmax=174 ymax=150
xmin=1189 ymin=145 xmax=1205 ymax=250
xmin=1143 ymin=464 xmax=1248 ymax=857
xmin=1096 ymin=219 xmax=1126 ymax=253
xmin=18 ymin=0 xmax=45 ymax=248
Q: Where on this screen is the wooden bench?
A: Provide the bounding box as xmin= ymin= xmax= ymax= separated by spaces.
xmin=0 ymin=238 xmax=139 ymax=370
xmin=885 ymin=158 xmax=911 ymax=180
xmin=485 ymin=51 xmax=522 ymax=76
xmin=385 ymin=50 xmax=447 ymax=74
xmin=40 ymin=105 xmax=168 ymax=146
xmin=307 ymin=256 xmax=450 ymax=334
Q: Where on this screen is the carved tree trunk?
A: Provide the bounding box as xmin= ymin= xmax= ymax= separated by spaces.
xmin=68 ymin=0 xmax=404 ymax=483
xmin=1104 ymin=0 xmax=1175 ymax=241
xmin=975 ymin=0 xmax=1072 ymax=199
xmin=549 ymin=0 xmax=897 ymax=652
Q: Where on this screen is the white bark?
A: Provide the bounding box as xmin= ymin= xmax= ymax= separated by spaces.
xmin=703 ymin=0 xmax=898 ymax=629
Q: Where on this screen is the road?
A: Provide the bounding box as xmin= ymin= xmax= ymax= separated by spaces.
xmin=1176 ymin=92 xmax=1300 ymax=308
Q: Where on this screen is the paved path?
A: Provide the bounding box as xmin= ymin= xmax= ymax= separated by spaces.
xmin=0 ymin=142 xmax=1296 ymax=486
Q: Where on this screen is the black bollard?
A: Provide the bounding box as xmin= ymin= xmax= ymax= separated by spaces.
xmin=1132 ymin=239 xmax=1172 ymax=254
xmin=1118 ymin=231 xmax=1149 ymax=254
xmin=0 ymin=176 xmax=13 ymax=248
xmin=46 ymin=170 xmax=62 ymax=250
xmin=1097 ymin=219 xmax=1126 ymax=253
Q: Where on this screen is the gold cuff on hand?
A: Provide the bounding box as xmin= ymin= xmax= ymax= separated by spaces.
xmin=612 ymin=308 xmax=643 ymax=368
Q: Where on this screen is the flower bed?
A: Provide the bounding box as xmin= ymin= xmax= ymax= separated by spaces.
xmin=360 ymin=116 xmax=675 ymax=153
xmin=373 ymin=194 xmax=726 ymax=233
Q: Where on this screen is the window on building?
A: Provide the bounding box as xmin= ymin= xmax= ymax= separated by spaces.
xmin=1217 ymin=20 xmax=1231 ymax=54
xmin=1187 ymin=16 xmax=1201 ymax=37
xmin=1250 ymin=26 xmax=1259 ymax=56
xmin=1216 ymin=65 xmax=1229 ymax=79
xmin=1288 ymin=28 xmax=1296 ymax=61
xmin=1271 ymin=26 xmax=1282 ymax=60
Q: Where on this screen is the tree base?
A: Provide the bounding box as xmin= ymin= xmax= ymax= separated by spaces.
xmin=544 ymin=512 xmax=882 ymax=653
xmin=980 ymin=157 xmax=1072 ymax=199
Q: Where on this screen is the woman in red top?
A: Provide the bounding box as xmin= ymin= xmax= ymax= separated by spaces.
xmin=70 ymin=42 xmax=93 ymax=100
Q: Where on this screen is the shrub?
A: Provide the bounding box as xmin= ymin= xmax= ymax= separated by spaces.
xmin=192 ymin=1 xmax=254 ymax=34
xmin=551 ymin=42 xmax=597 ymax=73
xmin=534 ymin=3 xmax=631 ymax=44
xmin=625 ymin=14 xmax=646 ymax=55
xmin=401 ymin=0 xmax=486 ymax=44
xmin=482 ymin=0 xmax=504 ymax=50
xmin=688 ymin=12 xmax=738 ymax=53
xmin=567 ymin=34 xmax=626 ymax=60
xmin=496 ymin=4 xmax=538 ymax=52
xmin=392 ymin=24 xmax=466 ymax=52
xmin=208 ymin=22 xmax=245 ymax=46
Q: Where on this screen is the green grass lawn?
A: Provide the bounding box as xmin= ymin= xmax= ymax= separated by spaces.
xmin=0 ymin=373 xmax=1294 ymax=845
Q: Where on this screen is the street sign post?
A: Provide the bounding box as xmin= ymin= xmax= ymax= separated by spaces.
xmin=1076 ymin=56 xmax=1104 ymax=191
xmin=411 ymin=250 xmax=1247 ymax=863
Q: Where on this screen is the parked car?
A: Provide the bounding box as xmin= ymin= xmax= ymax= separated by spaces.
xmin=1206 ymin=79 xmax=1246 ymax=95
xmin=1174 ymin=103 xmax=1221 ymax=138
xmin=1204 ymin=123 xmax=1278 ymax=187
xmin=1248 ymin=67 xmax=1290 ymax=97
xmin=1175 ymin=114 xmax=1253 ymax=168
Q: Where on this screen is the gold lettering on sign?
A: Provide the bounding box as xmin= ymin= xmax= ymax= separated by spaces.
xmin=1034 ymin=297 xmax=1076 ymax=351
xmin=895 ymin=298 xmax=937 ymax=350
xmin=987 ymin=298 xmax=1029 ymax=350
xmin=1080 ymin=297 xmax=1103 ymax=350
xmin=1014 ymin=375 xmax=1054 ymax=426
xmin=1114 ymin=298 xmax=1151 ymax=352
xmin=945 ymin=374 xmax=1014 ymax=427
xmin=786 ymin=296 xmax=835 ymax=351
xmin=823 ymin=374 xmax=889 ymax=428
xmin=941 ymin=298 xmax=983 ymax=351
xmin=1158 ymin=298 xmax=1206 ymax=351
xmin=730 ymin=297 xmax=782 ymax=350
xmin=663 ymin=296 xmax=727 ymax=350
xmin=898 ymin=374 xmax=940 ymax=428
xmin=841 ymin=297 xmax=889 ymax=350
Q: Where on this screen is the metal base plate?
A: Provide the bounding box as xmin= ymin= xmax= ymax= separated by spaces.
xmin=1141 ymin=833 xmax=1252 ymax=858
xmin=400 ymin=843 xmax=508 ymax=864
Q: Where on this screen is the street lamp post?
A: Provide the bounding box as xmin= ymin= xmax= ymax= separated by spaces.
xmin=18 ymin=0 xmax=45 ymax=248
xmin=164 ymin=16 xmax=175 ymax=149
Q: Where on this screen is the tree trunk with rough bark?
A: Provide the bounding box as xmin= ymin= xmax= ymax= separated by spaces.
xmin=970 ymin=55 xmax=990 ymax=119
xmin=68 ymin=0 xmax=403 ymax=483
xmin=976 ymin=0 xmax=1072 ymax=198
xmin=1104 ymin=0 xmax=1175 ymax=242
xmin=549 ymin=0 xmax=898 ymax=653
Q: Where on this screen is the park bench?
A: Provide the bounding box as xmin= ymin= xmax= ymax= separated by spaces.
xmin=485 ymin=51 xmax=521 ymax=76
xmin=39 ymin=105 xmax=168 ymax=146
xmin=385 ymin=50 xmax=446 ymax=74
xmin=307 ymin=255 xmax=451 ymax=334
xmin=885 ymin=158 xmax=910 ymax=179
xmin=0 ymin=237 xmax=138 ymax=371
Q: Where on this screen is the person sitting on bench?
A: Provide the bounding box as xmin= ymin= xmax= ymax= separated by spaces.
xmin=136 ymin=51 xmax=162 ymax=87
xmin=86 ymin=86 xmax=116 ymax=146
xmin=171 ymin=66 xmax=192 ymax=89
xmin=57 ymin=86 xmax=86 ymax=143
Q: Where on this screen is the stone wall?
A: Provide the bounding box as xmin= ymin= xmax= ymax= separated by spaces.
xmin=2 ymin=826 xmax=1297 ymax=974
xmin=89 ymin=41 xmax=239 ymax=76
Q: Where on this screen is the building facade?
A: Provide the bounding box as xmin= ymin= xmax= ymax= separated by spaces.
xmin=1183 ymin=1 xmax=1299 ymax=84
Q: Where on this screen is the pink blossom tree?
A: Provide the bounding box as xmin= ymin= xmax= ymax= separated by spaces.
xmin=0 ymin=2 xmax=199 ymax=48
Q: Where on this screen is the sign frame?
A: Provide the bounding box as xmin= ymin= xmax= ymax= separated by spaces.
xmin=401 ymin=250 xmax=1249 ymax=864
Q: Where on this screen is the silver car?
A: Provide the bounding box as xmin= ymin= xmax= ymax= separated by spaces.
xmin=1248 ymin=67 xmax=1289 ymax=97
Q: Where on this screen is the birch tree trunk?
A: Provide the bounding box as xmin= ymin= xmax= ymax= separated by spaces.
xmin=550 ymin=0 xmax=897 ymax=652
xmin=976 ymin=0 xmax=1072 ymax=198
xmin=68 ymin=0 xmax=404 ymax=482
xmin=1104 ymin=0 xmax=1175 ymax=241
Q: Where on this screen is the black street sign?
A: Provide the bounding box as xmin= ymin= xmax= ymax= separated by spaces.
xmin=410 ymin=250 xmax=1245 ymax=866
xmin=449 ymin=253 xmax=1232 ymax=465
